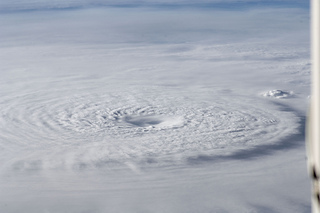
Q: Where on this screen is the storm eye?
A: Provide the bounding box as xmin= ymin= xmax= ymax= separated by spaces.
xmin=124 ymin=116 xmax=163 ymax=127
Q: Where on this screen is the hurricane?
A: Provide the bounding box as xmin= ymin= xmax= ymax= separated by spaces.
xmin=0 ymin=2 xmax=311 ymax=213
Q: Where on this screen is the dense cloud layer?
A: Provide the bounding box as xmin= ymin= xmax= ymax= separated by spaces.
xmin=0 ymin=2 xmax=311 ymax=213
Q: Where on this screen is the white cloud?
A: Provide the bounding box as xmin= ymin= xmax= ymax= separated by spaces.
xmin=0 ymin=4 xmax=311 ymax=213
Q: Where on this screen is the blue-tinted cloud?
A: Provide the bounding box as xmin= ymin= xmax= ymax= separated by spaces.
xmin=0 ymin=0 xmax=308 ymax=12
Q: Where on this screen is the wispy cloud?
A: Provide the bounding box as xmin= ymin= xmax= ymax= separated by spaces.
xmin=0 ymin=6 xmax=308 ymax=47
xmin=0 ymin=0 xmax=309 ymax=13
